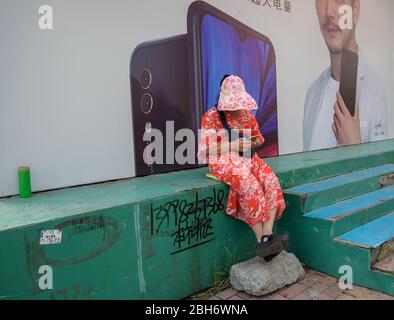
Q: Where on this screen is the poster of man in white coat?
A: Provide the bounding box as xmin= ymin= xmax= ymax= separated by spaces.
xmin=303 ymin=0 xmax=389 ymax=152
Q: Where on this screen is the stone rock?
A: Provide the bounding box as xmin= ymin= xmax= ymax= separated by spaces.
xmin=229 ymin=251 xmax=305 ymax=296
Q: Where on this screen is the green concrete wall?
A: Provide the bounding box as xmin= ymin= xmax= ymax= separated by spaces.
xmin=1 ymin=139 xmax=394 ymax=299
xmin=0 ymin=184 xmax=256 ymax=300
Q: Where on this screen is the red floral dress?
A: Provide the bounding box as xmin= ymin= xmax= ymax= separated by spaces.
xmin=197 ymin=107 xmax=286 ymax=227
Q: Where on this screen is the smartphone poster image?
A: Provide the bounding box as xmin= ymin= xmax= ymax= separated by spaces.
xmin=130 ymin=35 xmax=198 ymax=177
xmin=188 ymin=1 xmax=279 ymax=157
xmin=339 ymin=49 xmax=359 ymax=117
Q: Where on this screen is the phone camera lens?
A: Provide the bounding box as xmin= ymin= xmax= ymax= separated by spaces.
xmin=139 ymin=68 xmax=152 ymax=90
xmin=140 ymin=93 xmax=153 ymax=114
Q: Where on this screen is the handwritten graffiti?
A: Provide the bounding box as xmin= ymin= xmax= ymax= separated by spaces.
xmin=150 ymin=188 xmax=226 ymax=254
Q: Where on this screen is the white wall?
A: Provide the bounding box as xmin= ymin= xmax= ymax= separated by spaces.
xmin=0 ymin=0 xmax=192 ymax=197
xmin=357 ymin=0 xmax=394 ymax=140
xmin=1 ymin=0 xmax=393 ymax=197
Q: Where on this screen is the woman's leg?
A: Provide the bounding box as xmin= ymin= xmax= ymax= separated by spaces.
xmin=262 ymin=208 xmax=278 ymax=236
xmin=250 ymin=156 xmax=288 ymax=259
xmin=250 ymin=209 xmax=278 ymax=243
xmin=251 ymin=222 xmax=264 ymax=243
xmin=251 ymin=155 xmax=287 ymax=223
xmin=211 ymin=155 xmax=270 ymax=240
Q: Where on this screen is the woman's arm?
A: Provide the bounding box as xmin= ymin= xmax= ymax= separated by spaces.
xmin=205 ymin=138 xmax=252 ymax=157
xmin=249 ymin=111 xmax=265 ymax=149
xmin=252 ymin=137 xmax=264 ymax=149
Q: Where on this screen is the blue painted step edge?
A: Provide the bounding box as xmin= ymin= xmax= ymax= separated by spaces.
xmin=336 ymin=212 xmax=394 ymax=249
xmin=305 ymin=185 xmax=394 ymax=221
xmin=285 ymin=164 xmax=394 ymax=195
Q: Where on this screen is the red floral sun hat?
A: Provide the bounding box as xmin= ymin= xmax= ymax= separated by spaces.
xmin=217 ymin=75 xmax=258 ymax=111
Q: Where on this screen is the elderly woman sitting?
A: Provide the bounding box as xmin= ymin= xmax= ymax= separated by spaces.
xmin=197 ymin=75 xmax=288 ymax=261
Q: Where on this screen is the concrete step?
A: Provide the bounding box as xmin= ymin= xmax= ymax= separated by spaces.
xmin=284 ymin=164 xmax=394 ymax=213
xmin=266 ymin=139 xmax=394 ymax=189
xmin=373 ymin=253 xmax=394 ymax=275
xmin=335 ymin=213 xmax=394 ymax=262
xmin=304 ymin=185 xmax=394 ymax=237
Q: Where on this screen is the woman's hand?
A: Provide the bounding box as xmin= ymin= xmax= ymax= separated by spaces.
xmin=231 ymin=138 xmax=252 ymax=153
xmin=251 ymin=137 xmax=264 ymax=149
xmin=204 ymin=136 xmax=255 ymax=158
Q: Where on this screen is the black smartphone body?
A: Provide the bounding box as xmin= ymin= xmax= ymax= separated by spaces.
xmin=187 ymin=1 xmax=279 ymax=158
xmin=339 ymin=49 xmax=359 ymax=117
xmin=130 ymin=35 xmax=198 ymax=177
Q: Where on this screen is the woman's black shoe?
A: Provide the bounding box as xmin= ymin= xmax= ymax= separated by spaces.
xmin=256 ymin=234 xmax=288 ymax=259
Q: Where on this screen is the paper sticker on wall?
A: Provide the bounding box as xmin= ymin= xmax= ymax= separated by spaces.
xmin=40 ymin=229 xmax=62 ymax=245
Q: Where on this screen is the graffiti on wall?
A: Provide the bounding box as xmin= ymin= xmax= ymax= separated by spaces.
xmin=150 ymin=188 xmax=226 ymax=254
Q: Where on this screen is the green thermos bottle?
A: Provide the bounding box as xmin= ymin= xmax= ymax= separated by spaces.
xmin=18 ymin=166 xmax=32 ymax=198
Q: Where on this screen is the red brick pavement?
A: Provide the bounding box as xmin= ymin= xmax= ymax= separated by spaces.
xmin=201 ymin=268 xmax=393 ymax=301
